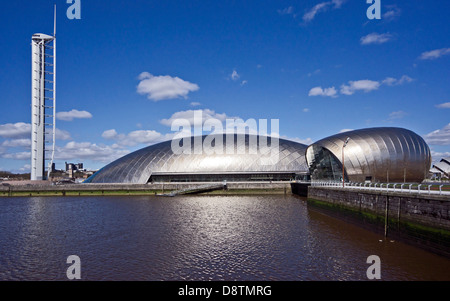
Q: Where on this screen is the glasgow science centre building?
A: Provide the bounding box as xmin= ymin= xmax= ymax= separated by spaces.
xmin=85 ymin=127 xmax=432 ymax=185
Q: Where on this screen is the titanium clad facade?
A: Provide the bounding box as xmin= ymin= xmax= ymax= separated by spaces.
xmin=85 ymin=134 xmax=309 ymax=184
xmin=306 ymin=127 xmax=432 ymax=183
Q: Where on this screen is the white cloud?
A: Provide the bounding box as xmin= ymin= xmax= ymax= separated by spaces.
xmin=55 ymin=141 xmax=130 ymax=163
xmin=331 ymin=0 xmax=345 ymax=8
xmin=297 ymin=137 xmax=313 ymax=145
xmin=102 ymin=129 xmax=119 ymax=140
xmin=137 ymin=72 xmax=199 ymax=101
xmin=159 ymin=109 xmax=237 ymax=127
xmin=101 ymin=108 xmax=254 ymax=149
xmin=340 ymin=80 xmax=380 ymax=95
xmin=303 ymin=108 xmax=310 ymax=113
xmin=19 ymin=164 xmax=31 ymax=173
xmin=0 ymin=122 xmax=31 ymax=139
xmin=55 ymin=129 xmax=71 ymax=140
xmin=303 ymin=0 xmax=345 ymax=22
xmin=125 ymin=130 xmax=163 ymax=146
xmin=303 ymin=2 xmax=329 ymax=22
xmin=436 ymin=102 xmax=450 ymax=109
xmin=102 ymin=129 xmax=168 ymax=147
xmin=387 ymin=110 xmax=408 ymax=121
xmin=307 ymin=69 xmax=321 ymax=77
xmin=190 ymin=102 xmax=201 ymax=107
xmin=383 ymin=5 xmax=401 ymax=21
xmin=382 ymin=75 xmax=414 ymax=86
xmin=1 ymin=139 xmax=31 ymax=148
xmin=229 ymin=70 xmax=248 ymax=86
xmin=360 ymin=33 xmax=394 ymax=45
xmin=278 ymin=6 xmax=294 ymax=15
xmin=431 ymin=150 xmax=450 ymax=162
xmin=0 ymin=123 xmax=69 ymax=166
xmin=231 ymin=70 xmax=240 ymax=81
xmin=159 ymin=109 xmax=266 ymax=135
xmin=424 ymin=124 xmax=450 ymax=145
xmin=56 ymin=109 xmax=93 ymax=121
xmin=1 ymin=151 xmax=31 ymax=160
xmin=0 ymin=122 xmax=70 ymax=140
xmin=419 ymin=48 xmax=450 ymax=60
xmin=383 ymin=77 xmax=400 ymax=86
xmin=44 ymin=128 xmax=71 ymax=141
xmin=312 ymin=75 xmax=413 ymax=97
xmin=281 ymin=135 xmax=313 ymax=145
xmin=308 ymin=86 xmax=337 ymax=97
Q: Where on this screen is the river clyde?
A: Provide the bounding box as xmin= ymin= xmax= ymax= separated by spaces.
xmin=0 ymin=195 xmax=449 ymax=281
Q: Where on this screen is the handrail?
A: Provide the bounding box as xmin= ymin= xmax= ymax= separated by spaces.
xmin=309 ymin=180 xmax=449 ymax=197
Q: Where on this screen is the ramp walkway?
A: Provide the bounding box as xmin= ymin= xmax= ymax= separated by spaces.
xmin=158 ymin=183 xmax=226 ymax=197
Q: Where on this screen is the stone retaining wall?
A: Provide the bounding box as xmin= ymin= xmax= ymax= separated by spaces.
xmin=307 ymin=186 xmax=450 ymax=257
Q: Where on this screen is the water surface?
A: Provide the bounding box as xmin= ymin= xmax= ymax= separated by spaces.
xmin=0 ymin=195 xmax=448 ymax=280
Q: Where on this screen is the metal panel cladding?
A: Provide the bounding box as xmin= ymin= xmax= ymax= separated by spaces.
xmin=85 ymin=134 xmax=309 ymax=184
xmin=306 ymin=127 xmax=432 ymax=183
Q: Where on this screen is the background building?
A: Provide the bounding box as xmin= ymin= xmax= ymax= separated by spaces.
xmin=430 ymin=158 xmax=450 ymax=180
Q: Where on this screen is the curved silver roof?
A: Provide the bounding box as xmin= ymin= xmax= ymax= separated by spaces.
xmin=85 ymin=134 xmax=309 ymax=184
xmin=433 ymin=159 xmax=450 ymax=176
xmin=306 ymin=127 xmax=432 ymax=183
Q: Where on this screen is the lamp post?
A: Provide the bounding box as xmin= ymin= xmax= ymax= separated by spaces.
xmin=342 ymin=137 xmax=350 ymax=188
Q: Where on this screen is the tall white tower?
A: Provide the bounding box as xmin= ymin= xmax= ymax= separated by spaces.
xmin=31 ymin=7 xmax=56 ymax=181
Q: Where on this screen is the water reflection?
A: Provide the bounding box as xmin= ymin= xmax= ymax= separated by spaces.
xmin=0 ymin=195 xmax=448 ymax=280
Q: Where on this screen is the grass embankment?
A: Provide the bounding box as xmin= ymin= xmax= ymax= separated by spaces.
xmin=0 ymin=190 xmax=163 ymax=197
xmin=0 ymin=188 xmax=289 ymax=197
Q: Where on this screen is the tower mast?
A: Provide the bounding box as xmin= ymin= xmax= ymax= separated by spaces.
xmin=31 ymin=6 xmax=57 ymax=181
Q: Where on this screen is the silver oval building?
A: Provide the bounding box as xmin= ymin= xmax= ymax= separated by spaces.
xmin=305 ymin=127 xmax=432 ymax=183
xmin=85 ymin=134 xmax=309 ymax=184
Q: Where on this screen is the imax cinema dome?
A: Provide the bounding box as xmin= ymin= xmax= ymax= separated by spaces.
xmin=306 ymin=127 xmax=432 ymax=183
xmin=85 ymin=134 xmax=309 ymax=184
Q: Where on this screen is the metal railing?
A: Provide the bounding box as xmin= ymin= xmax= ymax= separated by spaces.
xmin=310 ymin=181 xmax=450 ymax=197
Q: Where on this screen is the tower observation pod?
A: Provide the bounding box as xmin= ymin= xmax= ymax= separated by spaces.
xmin=31 ymin=7 xmax=56 ymax=181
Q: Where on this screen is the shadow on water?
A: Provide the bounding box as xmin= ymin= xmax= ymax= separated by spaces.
xmin=303 ymin=198 xmax=450 ymax=281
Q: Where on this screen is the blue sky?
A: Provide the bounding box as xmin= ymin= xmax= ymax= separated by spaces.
xmin=0 ymin=0 xmax=449 ymax=172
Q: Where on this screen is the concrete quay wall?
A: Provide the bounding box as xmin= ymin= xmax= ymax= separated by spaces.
xmin=0 ymin=181 xmax=291 ymax=196
xmin=307 ymin=186 xmax=450 ymax=257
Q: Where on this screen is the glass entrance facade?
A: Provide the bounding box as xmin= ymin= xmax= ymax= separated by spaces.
xmin=306 ymin=144 xmax=348 ymax=182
